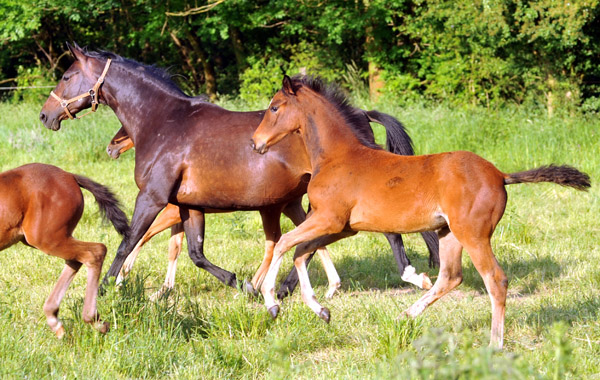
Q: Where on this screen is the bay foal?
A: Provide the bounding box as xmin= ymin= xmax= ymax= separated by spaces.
xmin=0 ymin=164 xmax=129 ymax=337
xmin=251 ymin=75 xmax=590 ymax=348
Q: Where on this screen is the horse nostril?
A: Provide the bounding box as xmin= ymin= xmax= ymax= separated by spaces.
xmin=39 ymin=112 xmax=47 ymax=123
xmin=250 ymin=139 xmax=256 ymax=150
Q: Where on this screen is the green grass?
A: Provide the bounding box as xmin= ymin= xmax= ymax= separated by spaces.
xmin=0 ymin=100 xmax=598 ymax=379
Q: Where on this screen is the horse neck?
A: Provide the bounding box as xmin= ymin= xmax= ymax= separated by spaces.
xmin=101 ymin=63 xmax=188 ymax=145
xmin=300 ymin=98 xmax=366 ymax=170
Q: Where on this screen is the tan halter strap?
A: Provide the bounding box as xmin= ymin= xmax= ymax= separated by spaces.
xmin=50 ymin=58 xmax=112 ymax=120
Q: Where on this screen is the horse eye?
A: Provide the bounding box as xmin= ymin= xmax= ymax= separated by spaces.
xmin=63 ymin=75 xmax=70 ymax=82
xmin=270 ymin=106 xmax=279 ymax=113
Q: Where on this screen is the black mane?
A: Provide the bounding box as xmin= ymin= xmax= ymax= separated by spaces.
xmin=84 ymin=48 xmax=202 ymax=99
xmin=291 ymin=75 xmax=382 ymax=150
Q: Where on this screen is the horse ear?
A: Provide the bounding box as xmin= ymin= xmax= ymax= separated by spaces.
xmin=66 ymin=42 xmax=87 ymax=63
xmin=282 ymin=75 xmax=296 ymax=96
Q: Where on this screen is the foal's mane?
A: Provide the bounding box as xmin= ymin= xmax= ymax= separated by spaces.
xmin=84 ymin=49 xmax=206 ymax=100
xmin=291 ymin=75 xmax=382 ymax=150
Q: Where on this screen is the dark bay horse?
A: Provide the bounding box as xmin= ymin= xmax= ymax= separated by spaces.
xmin=0 ymin=163 xmax=129 ymax=337
xmin=250 ymin=75 xmax=591 ymax=348
xmin=107 ymin=127 xmax=438 ymax=298
xmin=39 ymin=43 xmax=437 ymax=298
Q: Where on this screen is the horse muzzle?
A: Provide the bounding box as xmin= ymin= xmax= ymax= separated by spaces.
xmin=250 ymin=139 xmax=269 ymax=154
xmin=39 ymin=111 xmax=62 ymax=131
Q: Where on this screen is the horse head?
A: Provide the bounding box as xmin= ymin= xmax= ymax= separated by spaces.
xmin=40 ymin=42 xmax=112 ymax=131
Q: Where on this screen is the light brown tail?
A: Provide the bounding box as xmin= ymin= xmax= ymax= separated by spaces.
xmin=504 ymin=165 xmax=591 ymax=191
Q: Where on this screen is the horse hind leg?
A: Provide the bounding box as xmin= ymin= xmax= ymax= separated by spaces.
xmin=460 ymin=234 xmax=507 ymax=349
xmin=315 ymin=248 xmax=341 ymax=298
xmin=385 ymin=233 xmax=432 ymax=290
xmin=42 ymin=238 xmax=109 ymax=336
xmin=82 ymin=242 xmax=110 ymax=333
xmin=405 ymin=227 xmax=463 ymax=318
xmin=43 ymin=260 xmax=82 ymax=338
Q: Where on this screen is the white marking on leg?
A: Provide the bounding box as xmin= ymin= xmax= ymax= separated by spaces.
xmin=295 ymin=258 xmax=324 ymax=315
xmin=316 ymin=248 xmax=341 ymax=298
xmin=261 ymin=250 xmax=285 ymax=310
xmin=401 ymin=265 xmax=422 ymax=288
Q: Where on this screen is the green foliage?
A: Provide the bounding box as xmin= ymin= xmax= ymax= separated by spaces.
xmin=379 ymin=329 xmax=539 ymax=379
xmin=238 ymin=57 xmax=287 ymax=108
xmin=1 ymin=0 xmax=599 ymax=108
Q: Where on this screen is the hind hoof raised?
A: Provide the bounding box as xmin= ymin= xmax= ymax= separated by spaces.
xmin=268 ymin=305 xmax=280 ymax=319
xmin=319 ymin=307 xmax=330 ymax=323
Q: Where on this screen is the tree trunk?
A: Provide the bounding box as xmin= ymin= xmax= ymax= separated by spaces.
xmin=169 ymin=31 xmax=203 ymax=93
xmin=229 ymin=26 xmax=246 ymax=71
xmin=186 ymin=31 xmax=218 ymax=100
xmin=368 ymin=61 xmax=385 ymax=101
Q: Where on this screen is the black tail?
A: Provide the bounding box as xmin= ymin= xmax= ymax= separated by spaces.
xmin=74 ymin=174 xmax=130 ymax=237
xmin=504 ymin=165 xmax=591 ymax=191
xmin=366 ymin=110 xmax=414 ymax=156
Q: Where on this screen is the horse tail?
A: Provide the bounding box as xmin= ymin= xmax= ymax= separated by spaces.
xmin=74 ymin=174 xmax=130 ymax=237
xmin=366 ymin=110 xmax=414 ymax=156
xmin=504 ymin=165 xmax=591 ymax=191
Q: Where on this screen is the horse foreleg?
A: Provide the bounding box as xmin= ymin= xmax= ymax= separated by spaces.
xmin=261 ymin=212 xmax=351 ymax=319
xmin=117 ymin=203 xmax=181 ymax=285
xmin=250 ymin=206 xmax=284 ymax=294
xmin=277 ymin=200 xmax=342 ymax=300
xmin=103 ymin=190 xmax=166 ymax=285
xmin=181 ymin=207 xmax=239 ymax=289
xmin=149 ymin=223 xmax=184 ymax=300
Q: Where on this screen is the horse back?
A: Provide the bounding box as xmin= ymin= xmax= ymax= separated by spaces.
xmin=312 ymin=150 xmax=506 ymax=233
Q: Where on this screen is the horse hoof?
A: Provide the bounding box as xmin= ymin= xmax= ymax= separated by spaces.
xmin=319 ymin=307 xmax=331 ymax=323
xmin=55 ymin=325 xmax=66 ymax=339
xmin=277 ymin=288 xmax=291 ymax=300
xmin=422 ymin=274 xmax=433 ymax=290
xmin=268 ymin=305 xmax=280 ymax=319
xmin=95 ymin=321 xmax=110 ymax=334
xmin=243 ymin=280 xmax=259 ymax=297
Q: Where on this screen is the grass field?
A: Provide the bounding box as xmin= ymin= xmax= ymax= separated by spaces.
xmin=0 ymin=99 xmax=598 ymax=379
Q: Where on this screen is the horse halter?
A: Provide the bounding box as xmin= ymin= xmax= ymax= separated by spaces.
xmin=50 ymin=58 xmax=112 ymax=120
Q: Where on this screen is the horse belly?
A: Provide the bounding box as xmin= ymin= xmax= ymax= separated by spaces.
xmin=174 ymin=173 xmax=306 ymax=209
xmin=348 ymin=190 xmax=440 ymax=234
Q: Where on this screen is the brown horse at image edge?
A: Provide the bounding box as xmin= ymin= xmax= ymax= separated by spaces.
xmin=250 ymin=75 xmax=591 ymax=349
xmin=0 ymin=163 xmax=129 ymax=337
